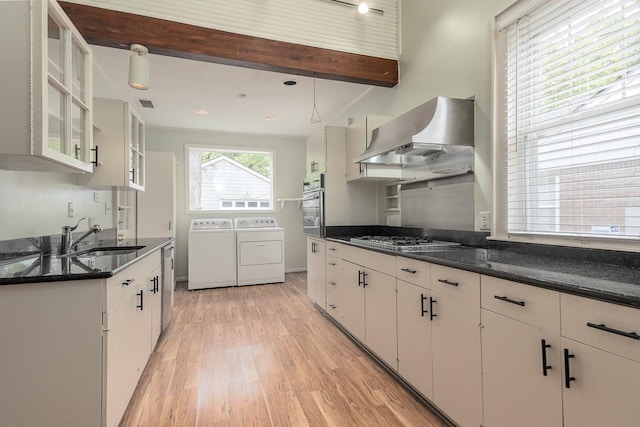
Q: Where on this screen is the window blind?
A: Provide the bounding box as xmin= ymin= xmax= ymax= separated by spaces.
xmin=501 ymin=0 xmax=640 ymax=239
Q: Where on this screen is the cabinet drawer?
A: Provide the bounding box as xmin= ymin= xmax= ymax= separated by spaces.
xmin=561 ymin=293 xmax=640 ymax=363
xmin=481 ymin=275 xmax=560 ymax=333
xmin=105 ymin=252 xmax=161 ymax=310
xmin=325 ymin=241 xmax=343 ymax=258
xmin=326 ymin=256 xmax=342 ymax=273
xmin=430 ymin=264 xmax=480 ymax=305
xmin=343 ymin=244 xmax=396 ymax=274
xmin=396 ymin=257 xmax=430 ymax=289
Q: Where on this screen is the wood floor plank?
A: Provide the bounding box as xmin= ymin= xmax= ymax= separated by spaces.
xmin=120 ymin=273 xmax=446 ymax=427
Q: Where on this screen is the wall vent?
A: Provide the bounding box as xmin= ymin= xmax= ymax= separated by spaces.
xmin=138 ymin=99 xmax=155 ymax=109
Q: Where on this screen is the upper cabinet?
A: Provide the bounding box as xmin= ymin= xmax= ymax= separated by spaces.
xmin=0 ymin=0 xmax=94 ymax=173
xmin=305 ymin=129 xmax=326 ymax=179
xmin=83 ymin=98 xmax=145 ymax=191
xmin=346 ymin=115 xmax=400 ymax=182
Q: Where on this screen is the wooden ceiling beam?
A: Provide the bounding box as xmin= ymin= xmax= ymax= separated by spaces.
xmin=59 ymin=2 xmax=398 ymax=88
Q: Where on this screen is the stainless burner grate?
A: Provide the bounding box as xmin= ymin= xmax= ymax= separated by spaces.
xmin=349 ymin=236 xmax=461 ymax=252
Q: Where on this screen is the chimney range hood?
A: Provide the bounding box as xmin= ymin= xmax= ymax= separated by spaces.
xmin=354 ymin=96 xmax=474 ymax=165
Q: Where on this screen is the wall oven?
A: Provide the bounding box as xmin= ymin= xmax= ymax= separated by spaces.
xmin=302 ymin=174 xmax=325 ymax=237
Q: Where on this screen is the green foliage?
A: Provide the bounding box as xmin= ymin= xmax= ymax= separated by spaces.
xmin=200 ymin=151 xmax=271 ymax=177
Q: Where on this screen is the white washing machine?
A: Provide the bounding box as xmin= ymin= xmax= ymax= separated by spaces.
xmin=188 ymin=218 xmax=236 ymax=290
xmin=235 ymin=217 xmax=285 ymax=286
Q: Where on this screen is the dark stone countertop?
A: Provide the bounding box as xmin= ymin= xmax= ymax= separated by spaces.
xmin=328 ymin=236 xmax=640 ymax=309
xmin=0 ymin=237 xmax=174 ymax=285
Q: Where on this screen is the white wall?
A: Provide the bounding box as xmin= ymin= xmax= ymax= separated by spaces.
xmin=331 ymin=0 xmax=514 ymax=230
xmin=0 ymin=170 xmax=115 ymax=240
xmin=145 ymin=126 xmax=307 ymax=279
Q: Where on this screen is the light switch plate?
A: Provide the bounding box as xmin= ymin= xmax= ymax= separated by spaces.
xmin=67 ymin=202 xmax=74 ymax=218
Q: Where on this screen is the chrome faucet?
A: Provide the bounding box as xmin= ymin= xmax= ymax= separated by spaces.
xmin=61 ymin=218 xmax=103 ymax=254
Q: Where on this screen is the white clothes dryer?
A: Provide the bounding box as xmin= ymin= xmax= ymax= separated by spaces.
xmin=234 ymin=217 xmax=284 ymax=286
xmin=188 ymin=218 xmax=236 ymax=290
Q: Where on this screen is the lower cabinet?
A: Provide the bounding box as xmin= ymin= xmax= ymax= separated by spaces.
xmin=341 ymin=245 xmax=397 ymax=369
xmin=481 ymin=275 xmax=563 ymax=427
xmin=149 ymin=266 xmax=162 ymax=349
xmin=430 ymin=265 xmax=482 ymax=427
xmin=396 ymin=279 xmax=433 ymax=399
xmin=306 ymin=237 xmax=326 ymax=308
xmin=561 ymin=294 xmax=640 ymax=427
xmin=0 ymin=249 xmax=163 ymax=427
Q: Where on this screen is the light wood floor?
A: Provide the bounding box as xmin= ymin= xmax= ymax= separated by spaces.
xmin=120 ymin=273 xmax=447 ymax=427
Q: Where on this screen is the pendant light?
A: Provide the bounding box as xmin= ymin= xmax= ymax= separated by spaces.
xmin=128 ymin=44 xmax=149 ymax=90
xmin=311 ymin=78 xmax=322 ymax=123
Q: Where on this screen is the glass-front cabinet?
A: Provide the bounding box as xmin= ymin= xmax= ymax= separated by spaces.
xmin=86 ymin=98 xmax=145 ymax=191
xmin=0 ymin=0 xmax=93 ymax=173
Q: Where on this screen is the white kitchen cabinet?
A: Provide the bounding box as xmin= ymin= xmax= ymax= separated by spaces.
xmin=307 ymin=237 xmax=326 ymax=309
xmin=481 ymin=276 xmax=563 ymax=427
xmin=0 ymin=0 xmax=93 ymax=173
xmin=342 ymin=245 xmax=397 ymax=369
xmin=396 ymin=278 xmax=433 ymax=399
xmin=84 ymin=98 xmax=145 ymax=190
xmin=345 ymin=115 xmax=400 ymax=182
xmin=137 ymin=152 xmax=176 ymax=238
xmin=0 ymin=249 xmax=162 ymax=427
xmin=561 ymin=294 xmax=640 ymax=427
xmin=430 ymin=264 xmax=482 ymax=427
xmin=306 ymin=128 xmax=326 ymax=178
xmin=325 ymin=241 xmax=344 ymax=322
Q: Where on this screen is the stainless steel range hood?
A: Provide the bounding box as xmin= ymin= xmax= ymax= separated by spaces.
xmin=354 ymin=96 xmax=474 ymax=165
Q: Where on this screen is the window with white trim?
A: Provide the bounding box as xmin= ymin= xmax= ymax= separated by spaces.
xmin=187 ymin=146 xmax=274 ymax=212
xmin=495 ymin=0 xmax=640 ymax=242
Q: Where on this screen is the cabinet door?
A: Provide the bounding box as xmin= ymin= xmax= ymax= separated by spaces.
xmin=306 ymin=128 xmax=326 ymax=176
xmin=562 ymin=338 xmax=640 ymax=427
xmin=306 ymin=238 xmax=326 ymax=308
xmin=149 ymin=266 xmax=162 ymax=350
xmin=105 ymin=284 xmax=148 ymax=427
xmin=364 ymin=268 xmax=397 ymax=369
xmin=137 ymin=152 xmax=176 ymax=238
xmin=341 ymin=260 xmax=366 ymax=342
xmin=431 ymin=290 xmax=482 ymax=427
xmin=346 ymin=115 xmax=397 ymax=181
xmin=128 ymin=109 xmax=145 ymax=190
xmin=397 ymin=280 xmax=433 ymax=399
xmin=42 ymin=1 xmax=93 ymax=172
xmin=482 ymin=309 xmax=563 ymax=427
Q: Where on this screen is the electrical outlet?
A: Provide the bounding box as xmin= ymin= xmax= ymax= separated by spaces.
xmin=67 ymin=202 xmax=74 ymax=218
xmin=93 ymin=192 xmax=100 ymax=203
xmin=105 ymin=203 xmax=111 ymax=215
xmin=480 ymin=211 xmax=491 ymax=231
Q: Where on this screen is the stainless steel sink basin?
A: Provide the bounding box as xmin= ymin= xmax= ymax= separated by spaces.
xmin=61 ymin=245 xmax=145 ymax=258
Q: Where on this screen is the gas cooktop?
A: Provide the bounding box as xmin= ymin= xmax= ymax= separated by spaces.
xmin=349 ymin=235 xmax=461 ymax=253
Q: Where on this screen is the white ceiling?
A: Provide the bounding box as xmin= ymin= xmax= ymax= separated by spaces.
xmin=92 ymin=45 xmax=372 ymax=138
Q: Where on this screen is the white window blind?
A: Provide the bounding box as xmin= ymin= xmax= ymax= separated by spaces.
xmin=500 ymin=0 xmax=640 ymax=240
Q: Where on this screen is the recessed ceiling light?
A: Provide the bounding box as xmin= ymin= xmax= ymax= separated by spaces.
xmin=195 ymin=109 xmax=209 ymax=115
xmin=265 ymin=116 xmax=277 ymax=121
xmin=283 ymin=80 xmax=297 ymax=86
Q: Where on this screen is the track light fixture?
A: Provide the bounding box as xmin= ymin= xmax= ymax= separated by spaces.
xmin=128 ymin=44 xmax=149 ymax=90
xmin=319 ymin=0 xmax=383 ymax=15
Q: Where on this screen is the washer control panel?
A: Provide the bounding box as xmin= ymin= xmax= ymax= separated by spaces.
xmin=234 ymin=217 xmax=278 ymax=229
xmin=190 ymin=218 xmax=234 ymax=230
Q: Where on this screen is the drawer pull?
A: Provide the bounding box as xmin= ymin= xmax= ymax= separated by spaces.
xmin=328 ymin=281 xmax=336 ymax=286
xmin=122 ymin=279 xmax=134 ymax=286
xmin=328 ymin=248 xmax=336 ymax=251
xmin=564 ymin=348 xmax=576 ymax=388
xmin=437 ymin=278 xmax=459 ymax=287
xmin=401 ymin=267 xmax=417 ymax=274
xmin=541 ymin=339 xmax=552 ymax=376
xmin=328 ymin=262 xmax=336 ymax=266
xmin=494 ymin=295 xmax=525 ymax=307
xmin=420 ymin=293 xmax=428 ymax=317
xmin=328 ymin=304 xmax=336 ymax=309
xmin=586 ymin=322 xmax=640 ymax=340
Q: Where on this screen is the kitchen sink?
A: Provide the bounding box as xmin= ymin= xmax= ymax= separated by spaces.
xmin=60 ymin=245 xmax=146 ymax=258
